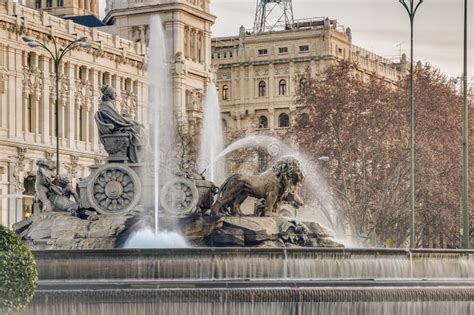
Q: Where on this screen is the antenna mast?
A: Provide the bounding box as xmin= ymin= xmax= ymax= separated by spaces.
xmin=253 ymin=0 xmax=294 ymax=33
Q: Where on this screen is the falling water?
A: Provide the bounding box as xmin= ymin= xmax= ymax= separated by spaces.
xmin=198 ymin=83 xmax=225 ymax=184
xmin=148 ymin=15 xmax=175 ymax=235
xmin=214 ymin=135 xmax=353 ymax=244
xmin=26 ymin=249 xmax=474 ymax=314
xmin=124 ymin=16 xmax=187 ymax=248
xmin=124 ymin=229 xmax=188 ymax=249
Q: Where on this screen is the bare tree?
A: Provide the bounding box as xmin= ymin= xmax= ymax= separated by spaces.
xmin=293 ymin=61 xmax=474 ymax=248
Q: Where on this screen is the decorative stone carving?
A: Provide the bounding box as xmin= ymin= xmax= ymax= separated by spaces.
xmin=161 ymin=177 xmax=199 ymax=215
xmin=95 ymin=85 xmax=147 ymax=163
xmin=211 ymin=157 xmax=304 ymax=216
xmin=34 ymin=159 xmax=79 ymax=213
xmin=279 ymin=220 xmax=311 ymax=246
xmin=87 ymin=164 xmax=141 ymax=216
xmin=120 ymin=90 xmax=138 ymax=119
xmin=12 ymin=147 xmax=28 ymax=194
xmin=23 ymin=68 xmax=43 ymax=93
xmin=102 ymin=134 xmax=130 ymax=162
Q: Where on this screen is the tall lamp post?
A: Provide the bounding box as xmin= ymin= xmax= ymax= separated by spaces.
xmin=399 ymin=0 xmax=424 ymax=249
xmin=461 ymin=0 xmax=470 ymax=249
xmin=23 ymin=34 xmax=90 ymax=176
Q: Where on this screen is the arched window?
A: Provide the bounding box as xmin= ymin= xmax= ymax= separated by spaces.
xmin=299 ymin=77 xmax=308 ymax=93
xmin=279 ymin=79 xmax=287 ymax=96
xmin=222 ymin=85 xmax=229 ymax=100
xmin=258 ymin=116 xmax=268 ymax=129
xmin=278 ymin=113 xmax=290 ymax=128
xmin=258 ymin=81 xmax=266 ymax=97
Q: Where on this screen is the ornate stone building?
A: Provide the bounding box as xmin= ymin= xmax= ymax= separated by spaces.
xmin=211 ymin=18 xmax=406 ymax=135
xmin=103 ymin=0 xmax=215 ymax=129
xmin=24 ymin=0 xmax=100 ymax=17
xmin=0 ymin=0 xmax=146 ymax=227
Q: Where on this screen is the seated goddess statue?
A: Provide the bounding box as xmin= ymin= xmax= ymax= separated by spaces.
xmin=95 ymin=85 xmax=147 ymax=163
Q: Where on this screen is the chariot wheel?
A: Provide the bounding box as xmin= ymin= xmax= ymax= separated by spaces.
xmin=160 ymin=177 xmax=199 ymax=215
xmin=87 ymin=164 xmax=141 ymax=216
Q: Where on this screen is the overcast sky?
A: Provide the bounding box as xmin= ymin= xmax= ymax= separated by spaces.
xmin=98 ymin=0 xmax=472 ymax=78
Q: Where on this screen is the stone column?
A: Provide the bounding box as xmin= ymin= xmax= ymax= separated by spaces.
xmin=14 ymin=49 xmax=23 ymax=139
xmin=289 ymin=61 xmax=295 ymax=95
xmin=248 ymin=65 xmax=254 ymax=100
xmin=268 ymin=64 xmax=274 ymax=100
xmin=41 ymin=57 xmax=51 ymax=143
xmin=173 ymin=21 xmax=185 ymax=55
xmin=140 ymin=26 xmax=146 ymax=45
xmin=239 ymin=66 xmax=245 ymax=103
xmin=22 ymin=91 xmax=28 ymax=135
xmin=268 ymin=108 xmax=275 ymax=131
xmin=89 ymin=69 xmax=100 ymax=151
xmin=84 ymin=107 xmax=90 ymax=146
xmin=65 ymin=63 xmax=76 ymax=147
xmin=32 ymin=92 xmax=41 ymax=135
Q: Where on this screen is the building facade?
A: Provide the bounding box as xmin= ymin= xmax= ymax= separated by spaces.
xmin=103 ymin=0 xmax=215 ymax=130
xmin=0 ymin=0 xmax=146 ymax=227
xmin=211 ymin=18 xmax=405 ymax=135
xmin=24 ymin=0 xmax=100 ymax=17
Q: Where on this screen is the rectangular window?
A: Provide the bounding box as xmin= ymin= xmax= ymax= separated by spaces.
xmin=279 ymin=47 xmax=288 ymax=54
xmin=57 ymin=0 xmax=64 ymax=7
xmin=299 ymin=45 xmax=309 ymax=53
xmin=35 ymin=0 xmax=41 ymax=9
xmin=46 ymin=0 xmax=52 ymax=8
xmin=258 ymin=49 xmax=268 ymax=56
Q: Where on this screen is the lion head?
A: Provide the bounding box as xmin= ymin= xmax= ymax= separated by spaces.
xmin=272 ymin=157 xmax=304 ymax=205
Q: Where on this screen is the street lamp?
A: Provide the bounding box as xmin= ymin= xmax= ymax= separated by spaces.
xmin=23 ymin=33 xmax=90 ymax=175
xmin=399 ymin=0 xmax=424 ymax=249
xmin=461 ymin=0 xmax=470 ymax=249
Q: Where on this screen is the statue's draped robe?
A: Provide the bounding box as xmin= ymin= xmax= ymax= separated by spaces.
xmin=96 ymin=101 xmax=146 ymax=163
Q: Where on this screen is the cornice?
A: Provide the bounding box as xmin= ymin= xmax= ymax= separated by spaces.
xmin=104 ymin=2 xmax=216 ymax=25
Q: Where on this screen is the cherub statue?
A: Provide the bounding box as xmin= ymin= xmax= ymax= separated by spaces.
xmin=34 ymin=159 xmax=56 ymax=213
xmin=55 ymin=175 xmax=79 ymax=203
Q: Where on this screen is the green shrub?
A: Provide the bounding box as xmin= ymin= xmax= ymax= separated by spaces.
xmin=0 ymin=225 xmax=38 ymax=312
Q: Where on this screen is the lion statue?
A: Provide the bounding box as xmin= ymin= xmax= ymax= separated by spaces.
xmin=211 ymin=157 xmax=304 ymax=216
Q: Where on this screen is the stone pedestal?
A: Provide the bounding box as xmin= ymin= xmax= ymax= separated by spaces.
xmin=102 ymin=133 xmax=130 ymax=162
xmin=12 ymin=212 xmax=138 ymax=250
xmin=79 ymin=163 xmax=154 ymax=216
xmin=180 ymin=216 xmax=344 ymax=248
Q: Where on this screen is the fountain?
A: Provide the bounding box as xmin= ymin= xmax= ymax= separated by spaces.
xmin=122 ymin=15 xmax=189 ymax=248
xmin=7 ymin=13 xmax=474 ymax=315
xmin=198 ymin=83 xmax=225 ymax=184
xmin=214 ymin=135 xmax=352 ymax=244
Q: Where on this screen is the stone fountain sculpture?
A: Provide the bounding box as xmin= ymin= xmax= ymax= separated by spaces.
xmin=95 ymin=85 xmax=147 ymax=164
xmin=79 ymin=85 xmax=150 ymax=216
xmin=211 ymin=157 xmax=304 ymax=217
xmin=34 ymin=159 xmax=79 ymax=214
xmin=13 ymin=84 xmax=342 ymax=249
